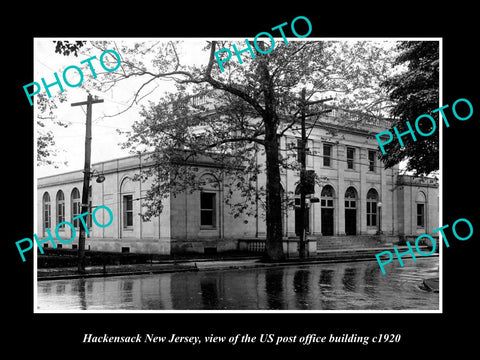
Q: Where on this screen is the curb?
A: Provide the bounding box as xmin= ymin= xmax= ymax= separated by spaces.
xmin=37 ymin=266 xmax=199 ymax=281
xmin=37 ymin=251 xmax=438 ymax=281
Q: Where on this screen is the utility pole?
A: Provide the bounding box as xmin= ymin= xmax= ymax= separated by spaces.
xmin=71 ymin=94 xmax=104 ymax=273
xmin=298 ymin=89 xmax=333 ymax=259
xmin=298 ymin=88 xmax=307 ymax=259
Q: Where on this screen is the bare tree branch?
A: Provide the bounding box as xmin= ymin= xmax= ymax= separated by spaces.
xmin=201 ymin=41 xmax=266 ymax=117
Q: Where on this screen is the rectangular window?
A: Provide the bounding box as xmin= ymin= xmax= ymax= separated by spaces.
xmin=200 ymin=192 xmax=216 ymax=228
xmin=323 ymin=144 xmax=332 ymax=167
xmin=123 ymin=195 xmax=133 ymax=228
xmin=347 ymin=147 xmax=355 ymax=169
xmin=368 ymin=150 xmax=376 ymax=172
xmin=417 ymin=203 xmax=425 ymax=227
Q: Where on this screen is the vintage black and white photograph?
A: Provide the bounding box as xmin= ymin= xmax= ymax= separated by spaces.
xmin=33 ymin=37 xmax=441 ymax=312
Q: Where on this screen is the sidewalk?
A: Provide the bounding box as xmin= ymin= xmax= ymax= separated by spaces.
xmin=37 ymin=246 xmax=436 ymax=281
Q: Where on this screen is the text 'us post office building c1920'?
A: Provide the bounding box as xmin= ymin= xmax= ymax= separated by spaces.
xmin=37 ymin=102 xmax=439 ymax=258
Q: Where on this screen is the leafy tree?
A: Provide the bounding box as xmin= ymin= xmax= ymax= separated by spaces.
xmin=379 ymin=41 xmax=439 ymax=175
xmin=36 ymin=40 xmax=87 ymax=166
xmin=36 ymin=92 xmax=70 ymax=167
xmin=84 ymin=39 xmax=397 ymax=261
xmin=54 ymin=40 xmax=87 ymax=57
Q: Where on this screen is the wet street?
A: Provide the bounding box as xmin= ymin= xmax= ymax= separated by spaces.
xmin=36 ymin=257 xmax=439 ymax=311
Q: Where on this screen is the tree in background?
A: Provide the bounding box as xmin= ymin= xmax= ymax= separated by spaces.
xmin=36 ymin=41 xmax=86 ymax=167
xmin=36 ymin=92 xmax=70 ymax=167
xmin=84 ymin=39 xmax=397 ymax=261
xmin=54 ymin=40 xmax=87 ymax=57
xmin=379 ymin=41 xmax=439 ymax=176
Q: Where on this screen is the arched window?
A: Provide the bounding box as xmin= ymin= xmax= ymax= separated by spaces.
xmin=366 ymin=188 xmax=379 ymax=226
xmin=121 ymin=178 xmax=134 ymax=229
xmin=416 ymin=191 xmax=426 ymax=227
xmin=71 ymin=188 xmax=81 ymax=228
xmin=320 ymin=185 xmax=335 ymax=208
xmin=56 ymin=190 xmax=65 ymax=228
xmin=344 ymin=186 xmax=357 ymax=209
xmin=42 ymin=192 xmax=51 ymax=233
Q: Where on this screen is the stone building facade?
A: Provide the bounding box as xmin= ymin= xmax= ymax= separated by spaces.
xmin=37 ymin=106 xmax=439 ymax=256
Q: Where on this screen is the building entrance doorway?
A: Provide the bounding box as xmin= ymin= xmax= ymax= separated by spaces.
xmin=321 ymin=208 xmax=334 ymax=235
xmin=320 ymin=185 xmax=335 ymax=236
xmin=345 ymin=209 xmax=356 ymax=235
xmin=344 ymin=187 xmax=357 ymax=236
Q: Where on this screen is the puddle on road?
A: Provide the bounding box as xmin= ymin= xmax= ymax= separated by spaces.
xmin=37 ymin=257 xmax=439 ymax=311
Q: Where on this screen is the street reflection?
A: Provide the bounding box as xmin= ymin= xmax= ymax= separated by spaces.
xmin=293 ymin=270 xmax=310 ymax=310
xmin=200 ymin=278 xmax=219 ymax=309
xmin=363 ymin=264 xmax=380 ymax=296
xmin=120 ymin=279 xmax=134 ymax=305
xmin=318 ymin=269 xmax=335 ymax=309
xmin=342 ymin=267 xmax=357 ymax=292
xmin=37 ymin=257 xmax=439 ymax=311
xmin=265 ymin=268 xmax=284 ymax=310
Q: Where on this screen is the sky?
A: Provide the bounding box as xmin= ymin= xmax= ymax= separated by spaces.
xmin=34 ymin=38 xmax=407 ymax=179
xmin=34 ymin=38 xmax=209 ymax=178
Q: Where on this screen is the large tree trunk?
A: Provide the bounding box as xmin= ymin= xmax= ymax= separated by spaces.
xmin=204 ymin=45 xmax=285 ymax=261
xmin=263 ymin=118 xmax=285 ymax=262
